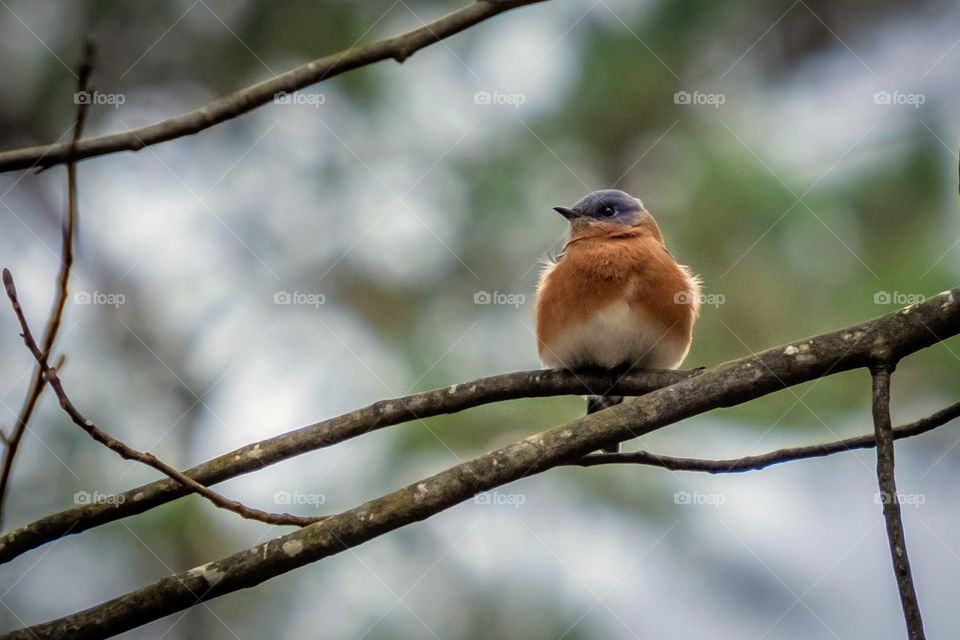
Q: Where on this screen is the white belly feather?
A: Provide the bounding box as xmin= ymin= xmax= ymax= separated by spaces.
xmin=539 ymin=299 xmax=688 ymax=370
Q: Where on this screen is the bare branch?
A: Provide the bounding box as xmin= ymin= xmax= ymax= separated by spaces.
xmin=0 ymin=0 xmax=547 ymax=174
xmin=2 ymin=269 xmax=321 ymax=528
xmin=0 ymin=42 xmax=94 ymax=528
xmin=570 ymin=399 xmax=960 ymax=472
xmin=0 ymin=367 xmax=696 ymax=563
xmin=3 ymin=288 xmax=957 ymax=639
xmin=871 ymin=365 xmax=925 ymax=639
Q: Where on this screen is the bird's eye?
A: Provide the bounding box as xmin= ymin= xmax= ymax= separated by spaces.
xmin=601 ymin=206 xmax=616 ymax=217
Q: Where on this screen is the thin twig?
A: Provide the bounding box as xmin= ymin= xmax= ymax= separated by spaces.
xmin=570 ymin=399 xmax=960 ymax=472
xmin=2 ymin=269 xmax=320 ymax=528
xmin=871 ymin=364 xmax=925 ymax=639
xmin=0 ymin=43 xmax=94 ymax=529
xmin=0 ymin=0 xmax=547 ymax=174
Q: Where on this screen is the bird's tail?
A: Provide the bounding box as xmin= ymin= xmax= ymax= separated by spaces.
xmin=586 ymin=395 xmax=624 ymax=453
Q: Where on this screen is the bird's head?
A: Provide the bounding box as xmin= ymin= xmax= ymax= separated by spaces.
xmin=552 ymin=189 xmax=650 ymax=229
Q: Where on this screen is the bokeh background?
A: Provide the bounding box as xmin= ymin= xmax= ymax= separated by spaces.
xmin=1 ymin=1 xmax=959 ymax=638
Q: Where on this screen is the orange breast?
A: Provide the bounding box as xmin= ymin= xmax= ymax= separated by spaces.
xmin=534 ymin=222 xmax=697 ymax=367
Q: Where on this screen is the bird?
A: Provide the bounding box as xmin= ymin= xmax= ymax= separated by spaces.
xmin=534 ymin=189 xmax=700 ymax=452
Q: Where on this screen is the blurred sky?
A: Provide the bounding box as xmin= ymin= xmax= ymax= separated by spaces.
xmin=1 ymin=1 xmax=960 ymax=638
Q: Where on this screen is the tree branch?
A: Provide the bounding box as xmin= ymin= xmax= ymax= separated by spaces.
xmin=871 ymin=365 xmax=925 ymax=639
xmin=3 ymin=287 xmax=957 ymax=640
xmin=0 ymin=0 xmax=547 ymax=174
xmin=0 ymin=367 xmax=696 ymax=563
xmin=0 ymin=42 xmax=93 ymax=529
xmin=2 ymin=269 xmax=321 ymax=528
xmin=570 ymin=399 xmax=960 ymax=472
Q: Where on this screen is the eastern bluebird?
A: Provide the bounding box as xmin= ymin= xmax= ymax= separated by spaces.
xmin=534 ymin=189 xmax=700 ymax=452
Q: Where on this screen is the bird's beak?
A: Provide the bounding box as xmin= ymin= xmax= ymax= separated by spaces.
xmin=553 ymin=206 xmax=579 ymax=220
